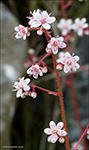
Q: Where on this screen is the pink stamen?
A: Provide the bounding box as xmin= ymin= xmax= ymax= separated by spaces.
xmin=41 ymin=18 xmax=46 ymax=24
xmin=53 ymin=41 xmax=58 ymax=46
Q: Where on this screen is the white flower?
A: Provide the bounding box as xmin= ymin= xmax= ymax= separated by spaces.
xmin=28 ymin=9 xmax=56 ymax=30
xmin=26 ymin=64 xmax=43 ymax=79
xmin=13 ymin=77 xmax=30 ymax=98
xmin=57 ymin=19 xmax=72 ymax=36
xmin=44 ymin=121 xmax=67 ymax=143
xmin=56 ymin=52 xmax=80 ymax=73
xmin=46 ymin=36 xmax=66 ymax=55
xmin=28 ymin=48 xmax=35 ymax=54
xmin=42 ymin=66 xmax=48 ymax=73
xmin=31 ymin=92 xmax=37 ymax=98
xmin=14 ymin=24 xmax=30 ymax=40
xmin=37 ymin=29 xmax=43 ymax=35
xmin=72 ymin=18 xmax=88 ymax=36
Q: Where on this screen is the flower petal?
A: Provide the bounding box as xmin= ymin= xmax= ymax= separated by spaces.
xmin=44 ymin=128 xmax=52 ymax=135
xmin=42 ymin=23 xmax=51 ymax=29
xmin=47 ymin=134 xmax=58 ymax=143
xmin=77 ymin=29 xmax=83 ymax=36
xmin=75 ymin=18 xmax=80 ymax=24
xmin=47 ymin=17 xmax=56 ymax=24
xmin=57 ymin=122 xmax=64 ymax=129
xmin=73 ymin=56 xmax=80 ymax=62
xmin=53 ymin=48 xmax=58 ymax=54
xmin=15 ymin=34 xmax=22 ymax=39
xmin=83 ymin=23 xmax=88 ymax=29
xmin=57 ymin=36 xmax=64 ymax=42
xmin=23 ymin=85 xmax=30 ymax=91
xmin=81 ymin=18 xmax=87 ymax=24
xmin=58 ymin=130 xmax=67 ymax=136
xmin=33 ymin=73 xmax=38 ymax=79
xmin=65 ymin=52 xmax=71 ymax=58
xmin=16 ymin=89 xmax=22 ymax=98
xmin=41 ymin=11 xmax=49 ymax=18
xmin=67 ymin=19 xmax=72 ymax=25
xmin=31 ymin=21 xmax=41 ymax=28
xmin=49 ymin=121 xmax=56 ymax=129
xmin=58 ymin=42 xmax=66 ymax=48
xmin=25 ymin=78 xmax=30 ymax=84
xmin=64 ymin=65 xmax=70 ymax=73
xmin=23 ymin=35 xmax=26 ymax=40
xmin=62 ymin=30 xmax=68 ymax=36
xmin=76 ymin=63 xmax=80 ymax=69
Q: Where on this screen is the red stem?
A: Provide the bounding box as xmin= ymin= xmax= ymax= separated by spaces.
xmin=43 ymin=26 xmax=70 ymax=149
xmin=28 ymin=27 xmax=40 ymax=31
xmin=64 ymin=0 xmax=75 ymax=9
xmin=30 ymin=84 xmax=59 ymax=96
xmin=73 ymin=124 xmax=89 ymax=150
xmin=78 ymin=62 xmax=89 ymax=74
xmin=60 ymin=0 xmax=67 ymax=19
xmin=52 ymin=53 xmax=70 ymax=150
xmin=38 ymin=52 xmax=52 ymax=65
xmin=69 ymin=73 xmax=87 ymax=149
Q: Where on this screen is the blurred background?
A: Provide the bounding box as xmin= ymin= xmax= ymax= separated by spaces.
xmin=0 ymin=0 xmax=89 ymax=150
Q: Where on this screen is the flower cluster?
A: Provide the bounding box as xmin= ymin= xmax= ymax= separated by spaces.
xmin=28 ymin=9 xmax=56 ymax=30
xmin=26 ymin=64 xmax=47 ymax=79
xmin=12 ymin=77 xmax=30 ymax=98
xmin=57 ymin=18 xmax=88 ymax=37
xmin=14 ymin=25 xmax=30 ymax=40
xmin=46 ymin=36 xmax=66 ymax=55
xmin=44 ymin=121 xmax=67 ymax=143
xmin=13 ymin=77 xmax=37 ymax=98
xmin=56 ymin=52 xmax=80 ymax=73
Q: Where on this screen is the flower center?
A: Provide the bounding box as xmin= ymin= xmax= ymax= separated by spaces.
xmin=64 ymin=24 xmax=68 ymax=29
xmin=53 ymin=41 xmax=58 ymax=46
xmin=41 ymin=18 xmax=46 ymax=24
xmin=67 ymin=60 xmax=72 ymax=65
xmin=53 ymin=129 xmax=57 ymax=133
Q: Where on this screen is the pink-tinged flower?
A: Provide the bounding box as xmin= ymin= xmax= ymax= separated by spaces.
xmin=31 ymin=92 xmax=37 ymax=98
xmin=37 ymin=28 xmax=43 ymax=35
xmin=26 ymin=64 xmax=43 ymax=79
xmin=44 ymin=121 xmax=67 ymax=143
xmin=28 ymin=9 xmax=56 ymax=30
xmin=41 ymin=66 xmax=48 ymax=73
xmin=13 ymin=77 xmax=30 ymax=98
xmin=46 ymin=37 xmax=66 ymax=55
xmin=72 ymin=18 xmax=88 ymax=36
xmin=14 ymin=24 xmax=30 ymax=40
xmin=57 ymin=19 xmax=72 ymax=36
xmin=21 ymin=91 xmax=30 ymax=98
xmin=56 ymin=52 xmax=65 ymax=70
xmin=56 ymin=52 xmax=80 ymax=73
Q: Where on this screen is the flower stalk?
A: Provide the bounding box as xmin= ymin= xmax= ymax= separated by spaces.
xmin=44 ymin=29 xmax=70 ymax=149
xmin=73 ymin=124 xmax=89 ymax=150
xmin=52 ymin=53 xmax=70 ymax=150
xmin=69 ymin=73 xmax=87 ymax=149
